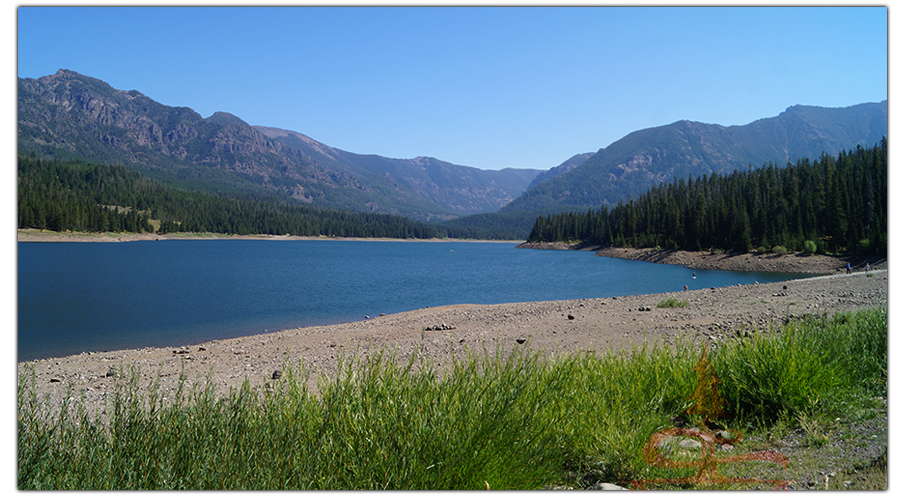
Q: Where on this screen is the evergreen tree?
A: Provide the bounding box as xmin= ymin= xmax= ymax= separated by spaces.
xmin=526 ymin=140 xmax=886 ymax=256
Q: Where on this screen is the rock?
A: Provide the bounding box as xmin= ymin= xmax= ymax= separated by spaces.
xmin=271 ymin=369 xmax=282 ymax=380
xmin=679 ymin=438 xmax=702 ymax=449
xmin=568 ymin=314 xmax=576 ymax=320
xmin=49 ymin=378 xmax=61 ymax=383
xmin=105 ymin=367 xmax=117 ymax=378
xmin=590 ymin=482 xmax=629 ymax=490
xmin=516 ymin=338 xmax=526 ymax=344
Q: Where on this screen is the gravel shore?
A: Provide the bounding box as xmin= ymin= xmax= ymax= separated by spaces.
xmin=17 ymin=242 xmax=888 ymax=419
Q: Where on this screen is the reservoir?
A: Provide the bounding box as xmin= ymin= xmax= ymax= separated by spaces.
xmin=18 ymin=240 xmax=808 ymax=361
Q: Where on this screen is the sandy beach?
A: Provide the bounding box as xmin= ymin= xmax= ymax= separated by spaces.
xmin=16 ymin=233 xmax=888 ymax=419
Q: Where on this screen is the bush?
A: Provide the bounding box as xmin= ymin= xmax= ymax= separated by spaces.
xmin=772 ymin=245 xmax=789 ymax=255
xmin=656 ymin=297 xmax=689 ymax=308
xmin=803 ymin=240 xmax=817 ymax=254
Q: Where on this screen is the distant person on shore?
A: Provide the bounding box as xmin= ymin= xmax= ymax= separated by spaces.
xmin=847 ymin=263 xmax=852 ymax=274
xmin=866 ymin=263 xmax=871 ymax=272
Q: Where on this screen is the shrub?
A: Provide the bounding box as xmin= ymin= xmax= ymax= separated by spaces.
xmin=858 ymin=239 xmax=871 ymax=253
xmin=772 ymin=245 xmax=789 ymax=255
xmin=803 ymin=240 xmax=817 ymax=254
xmin=656 ymin=297 xmax=689 ymax=308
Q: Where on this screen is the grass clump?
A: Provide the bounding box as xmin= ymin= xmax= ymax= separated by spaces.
xmin=18 ymin=348 xmax=569 ymax=490
xmin=656 ymin=296 xmax=689 ymax=308
xmin=713 ymin=307 xmax=887 ymax=427
xmin=19 ymin=307 xmax=886 ymax=490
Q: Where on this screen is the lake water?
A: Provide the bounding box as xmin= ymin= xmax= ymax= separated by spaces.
xmin=17 ymin=240 xmax=809 ymax=362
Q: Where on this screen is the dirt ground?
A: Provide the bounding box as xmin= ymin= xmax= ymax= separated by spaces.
xmin=16 ymin=237 xmax=888 ymax=420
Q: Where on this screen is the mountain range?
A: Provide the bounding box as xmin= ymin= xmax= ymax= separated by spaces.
xmin=502 ymin=100 xmax=887 ymax=213
xmin=18 ymin=69 xmax=886 ymax=228
xmin=18 ymin=69 xmax=543 ymax=222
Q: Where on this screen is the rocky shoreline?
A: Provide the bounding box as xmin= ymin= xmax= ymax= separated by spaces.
xmin=517 ymin=241 xmax=886 ymax=275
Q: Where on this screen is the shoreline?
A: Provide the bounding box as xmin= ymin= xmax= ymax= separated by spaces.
xmin=17 ymin=269 xmax=888 ymax=418
xmin=16 ymin=228 xmax=522 ymax=245
xmin=516 ymin=241 xmax=886 ymax=275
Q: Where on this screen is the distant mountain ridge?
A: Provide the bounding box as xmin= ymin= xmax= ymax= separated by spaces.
xmin=524 ymin=152 xmax=594 ymax=191
xmin=502 ymin=100 xmax=887 ymax=212
xmin=254 ymin=126 xmax=541 ymax=215
xmin=17 ymin=69 xmax=542 ymax=221
xmin=18 ymin=69 xmax=886 ymax=230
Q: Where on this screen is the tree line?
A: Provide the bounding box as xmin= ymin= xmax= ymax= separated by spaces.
xmin=527 ymin=139 xmax=887 ymax=256
xmin=17 ymin=154 xmax=441 ymax=239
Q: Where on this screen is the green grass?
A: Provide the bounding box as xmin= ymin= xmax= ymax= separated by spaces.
xmin=656 ymin=296 xmax=690 ymax=308
xmin=18 ymin=307 xmax=886 ymax=490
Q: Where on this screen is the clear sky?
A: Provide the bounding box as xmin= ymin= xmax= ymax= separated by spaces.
xmin=15 ymin=3 xmax=888 ymax=171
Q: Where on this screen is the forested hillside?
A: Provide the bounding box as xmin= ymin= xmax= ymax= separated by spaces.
xmin=17 ymin=154 xmax=441 ymax=239
xmin=504 ymin=101 xmax=887 ymax=213
xmin=527 ymin=140 xmax=887 ymax=256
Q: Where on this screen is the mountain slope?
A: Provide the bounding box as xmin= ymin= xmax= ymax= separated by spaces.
xmin=501 ymin=101 xmax=887 ymax=213
xmin=18 ymin=70 xmax=541 ymax=221
xmin=524 ymin=152 xmax=594 ymax=191
xmin=17 ymin=70 xmax=366 ymax=202
xmin=255 ymin=126 xmax=541 ymax=215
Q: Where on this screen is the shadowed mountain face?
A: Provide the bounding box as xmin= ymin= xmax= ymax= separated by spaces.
xmin=501 ymin=100 xmax=887 ymax=213
xmin=18 ymin=69 xmax=541 ymax=221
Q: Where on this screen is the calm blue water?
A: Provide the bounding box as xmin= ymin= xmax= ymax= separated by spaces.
xmin=18 ymin=240 xmax=809 ymax=361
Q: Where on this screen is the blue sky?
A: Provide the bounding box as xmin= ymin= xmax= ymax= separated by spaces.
xmin=16 ymin=5 xmax=888 ymax=171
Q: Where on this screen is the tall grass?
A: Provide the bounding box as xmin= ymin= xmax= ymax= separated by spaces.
xmin=713 ymin=307 xmax=887 ymax=427
xmin=542 ymin=340 xmax=702 ymax=484
xmin=18 ymin=307 xmax=886 ymax=490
